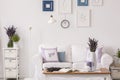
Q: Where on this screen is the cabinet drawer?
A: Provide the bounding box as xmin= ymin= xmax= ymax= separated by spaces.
xmin=111 ymin=73 xmax=120 ymax=79
xmin=5 ymin=60 xmax=17 ymax=68
xmin=111 ymin=69 xmax=120 ymax=79
xmin=5 ymin=50 xmax=17 ymax=58
xmin=4 ymin=49 xmax=17 ymax=53
xmin=5 ymin=70 xmax=17 ymax=78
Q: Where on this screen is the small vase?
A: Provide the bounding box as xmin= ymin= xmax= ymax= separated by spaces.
xmin=87 ymin=52 xmax=96 ymax=71
xmin=13 ymin=42 xmax=18 ymax=48
xmin=7 ymin=39 xmax=13 ymax=48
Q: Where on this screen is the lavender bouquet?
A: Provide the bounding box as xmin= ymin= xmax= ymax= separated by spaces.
xmin=4 ymin=25 xmax=16 ymax=47
xmin=88 ymin=38 xmax=98 ymax=52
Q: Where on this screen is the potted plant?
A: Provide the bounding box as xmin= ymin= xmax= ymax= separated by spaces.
xmin=4 ymin=25 xmax=16 ymax=48
xmin=114 ymin=49 xmax=120 ymax=67
xmin=12 ymin=34 xmax=20 ymax=48
xmin=117 ymin=49 xmax=120 ymax=58
xmin=87 ymin=38 xmax=98 ymax=71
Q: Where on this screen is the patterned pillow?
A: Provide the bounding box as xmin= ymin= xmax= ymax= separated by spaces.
xmin=41 ymin=48 xmax=59 ymax=62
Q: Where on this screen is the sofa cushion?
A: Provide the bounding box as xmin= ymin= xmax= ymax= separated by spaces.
xmin=101 ymin=53 xmax=113 ymax=69
xmin=42 ymin=62 xmax=72 ymax=69
xmin=41 ymin=47 xmax=59 ymax=62
xmin=72 ymin=62 xmax=86 ymax=70
xmin=39 ymin=44 xmax=72 ymax=62
xmin=39 ymin=44 xmax=59 ymax=62
xmin=71 ymin=45 xmax=87 ymax=62
xmin=58 ymin=52 xmax=65 ymax=62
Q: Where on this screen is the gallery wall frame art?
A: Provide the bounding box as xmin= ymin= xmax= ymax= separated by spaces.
xmin=77 ymin=9 xmax=91 ymax=27
xmin=77 ymin=0 xmax=88 ymax=6
xmin=59 ymin=0 xmax=72 ymax=14
xmin=43 ymin=0 xmax=54 ymax=11
xmin=90 ymin=0 xmax=103 ymax=6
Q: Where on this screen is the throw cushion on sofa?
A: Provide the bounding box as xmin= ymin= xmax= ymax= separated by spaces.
xmin=58 ymin=52 xmax=65 ymax=62
xmin=41 ymin=48 xmax=59 ymax=62
xmin=71 ymin=45 xmax=87 ymax=62
xmin=95 ymin=47 xmax=103 ymax=63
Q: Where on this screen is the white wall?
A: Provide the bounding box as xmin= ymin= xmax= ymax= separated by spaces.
xmin=0 ymin=0 xmax=120 ymax=78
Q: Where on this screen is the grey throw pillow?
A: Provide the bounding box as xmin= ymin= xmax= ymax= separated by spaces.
xmin=58 ymin=52 xmax=65 ymax=62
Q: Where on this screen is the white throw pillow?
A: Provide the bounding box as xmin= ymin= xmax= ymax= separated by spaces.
xmin=39 ymin=45 xmax=59 ymax=62
xmin=72 ymin=62 xmax=86 ymax=70
xmin=41 ymin=48 xmax=59 ymax=62
xmin=101 ymin=53 xmax=113 ymax=69
xmin=71 ymin=45 xmax=87 ymax=62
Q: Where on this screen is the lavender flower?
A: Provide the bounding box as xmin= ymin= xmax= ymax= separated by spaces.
xmin=4 ymin=25 xmax=16 ymax=39
xmin=88 ymin=38 xmax=98 ymax=52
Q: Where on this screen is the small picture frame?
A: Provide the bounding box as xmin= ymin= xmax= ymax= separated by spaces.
xmin=77 ymin=0 xmax=88 ymax=6
xmin=59 ymin=0 xmax=72 ymax=14
xmin=43 ymin=1 xmax=54 ymax=11
xmin=77 ymin=9 xmax=90 ymax=27
xmin=90 ymin=0 xmax=103 ymax=6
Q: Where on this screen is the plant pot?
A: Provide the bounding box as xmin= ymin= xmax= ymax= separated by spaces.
xmin=7 ymin=39 xmax=13 ymax=48
xmin=87 ymin=52 xmax=96 ymax=71
xmin=13 ymin=42 xmax=18 ymax=48
xmin=114 ymin=57 xmax=120 ymax=67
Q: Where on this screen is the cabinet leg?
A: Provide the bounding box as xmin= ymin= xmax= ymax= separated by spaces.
xmin=104 ymin=77 xmax=106 ymax=80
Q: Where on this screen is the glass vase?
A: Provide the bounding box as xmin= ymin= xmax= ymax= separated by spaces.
xmin=7 ymin=39 xmax=13 ymax=48
xmin=87 ymin=52 xmax=96 ymax=72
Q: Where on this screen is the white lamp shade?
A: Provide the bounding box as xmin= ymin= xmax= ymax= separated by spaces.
xmin=48 ymin=15 xmax=56 ymax=24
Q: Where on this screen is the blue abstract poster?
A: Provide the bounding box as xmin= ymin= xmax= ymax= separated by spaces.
xmin=43 ymin=0 xmax=54 ymax=11
xmin=77 ymin=0 xmax=88 ymax=6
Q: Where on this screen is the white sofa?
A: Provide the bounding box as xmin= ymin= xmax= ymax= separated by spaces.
xmin=39 ymin=44 xmax=113 ymax=71
xmin=43 ymin=62 xmax=72 ymax=69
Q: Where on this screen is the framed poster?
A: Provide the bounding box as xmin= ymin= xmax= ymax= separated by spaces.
xmin=77 ymin=9 xmax=90 ymax=27
xmin=77 ymin=0 xmax=88 ymax=6
xmin=43 ymin=0 xmax=54 ymax=11
xmin=90 ymin=0 xmax=103 ymax=6
xmin=59 ymin=0 xmax=72 ymax=14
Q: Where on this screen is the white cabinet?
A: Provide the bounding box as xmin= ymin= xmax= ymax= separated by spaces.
xmin=3 ymin=48 xmax=19 ymax=80
xmin=110 ymin=66 xmax=120 ymax=79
